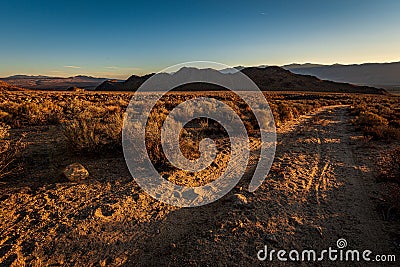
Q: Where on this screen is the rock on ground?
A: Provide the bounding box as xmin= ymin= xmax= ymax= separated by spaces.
xmin=63 ymin=163 xmax=89 ymax=182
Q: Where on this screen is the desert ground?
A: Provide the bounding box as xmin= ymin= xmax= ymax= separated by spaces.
xmin=0 ymin=90 xmax=399 ymax=266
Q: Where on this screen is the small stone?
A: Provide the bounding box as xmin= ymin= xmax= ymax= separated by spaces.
xmin=229 ymin=193 xmax=248 ymax=207
xmin=63 ymin=163 xmax=89 ymax=182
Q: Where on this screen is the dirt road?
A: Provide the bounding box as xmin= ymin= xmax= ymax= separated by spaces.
xmin=0 ymin=105 xmax=398 ymax=266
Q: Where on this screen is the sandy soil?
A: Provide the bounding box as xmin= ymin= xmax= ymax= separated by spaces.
xmin=0 ymin=106 xmax=399 ymax=266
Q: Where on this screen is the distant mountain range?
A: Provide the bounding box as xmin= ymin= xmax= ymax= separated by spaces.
xmin=0 ymin=75 xmax=110 ymax=90
xmin=2 ymin=61 xmax=399 ymax=94
xmin=283 ymin=62 xmax=400 ymax=94
xmin=95 ymin=66 xmax=386 ymax=95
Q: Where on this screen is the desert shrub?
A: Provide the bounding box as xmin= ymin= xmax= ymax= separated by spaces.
xmin=25 ymin=100 xmax=64 ymax=124
xmin=363 ymin=126 xmax=400 ymax=140
xmin=0 ymin=123 xmax=25 ymax=179
xmin=354 ymin=111 xmax=388 ymax=128
xmin=0 ymin=102 xmax=20 ymax=125
xmin=352 ymin=102 xmax=400 ymax=141
xmin=39 ymin=100 xmax=64 ymax=124
xmin=0 ymin=122 xmax=9 ymax=139
xmin=276 ymin=103 xmax=294 ymax=123
xmin=0 ymin=110 xmax=11 ymax=122
xmin=377 ymin=146 xmax=400 ymax=184
xmin=62 ymin=111 xmax=123 ymax=152
xmin=144 ymin=106 xmax=169 ymax=168
xmin=0 ymin=100 xmax=64 ymax=126
xmin=269 ymin=99 xmax=326 ymax=126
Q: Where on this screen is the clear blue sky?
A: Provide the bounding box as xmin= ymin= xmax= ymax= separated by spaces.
xmin=1 ymin=0 xmax=400 ymax=78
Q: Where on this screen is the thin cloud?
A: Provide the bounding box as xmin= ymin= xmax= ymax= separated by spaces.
xmin=105 ymin=66 xmax=141 ymax=70
xmin=64 ymin=65 xmax=81 ymax=69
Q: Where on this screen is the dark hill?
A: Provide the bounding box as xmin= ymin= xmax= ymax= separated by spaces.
xmin=0 ymin=80 xmax=23 ymax=91
xmin=95 ymin=66 xmax=387 ymax=95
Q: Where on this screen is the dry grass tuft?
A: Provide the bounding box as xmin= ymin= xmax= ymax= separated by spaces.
xmin=351 ymin=98 xmax=400 ymax=141
xmin=0 ymin=100 xmax=63 ymax=126
xmin=62 ymin=111 xmax=123 ymax=153
xmin=378 ymin=146 xmax=400 ymax=184
xmin=0 ymin=123 xmax=25 ymax=179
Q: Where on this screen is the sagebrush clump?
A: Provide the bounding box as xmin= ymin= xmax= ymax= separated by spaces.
xmin=0 ymin=122 xmax=25 ymax=179
xmin=62 ymin=110 xmax=123 ymax=152
xmin=351 ymin=98 xmax=400 ymax=141
xmin=378 ymin=146 xmax=400 ymax=184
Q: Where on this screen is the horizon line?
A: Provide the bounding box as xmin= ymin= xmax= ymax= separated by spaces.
xmin=2 ymin=60 xmax=400 ymax=79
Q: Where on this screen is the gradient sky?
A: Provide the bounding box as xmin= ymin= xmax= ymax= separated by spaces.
xmin=1 ymin=0 xmax=400 ymax=79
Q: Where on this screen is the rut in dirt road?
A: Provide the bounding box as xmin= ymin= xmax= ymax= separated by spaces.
xmin=264 ymin=106 xmax=397 ymax=254
xmin=124 ymin=105 xmax=398 ymax=266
